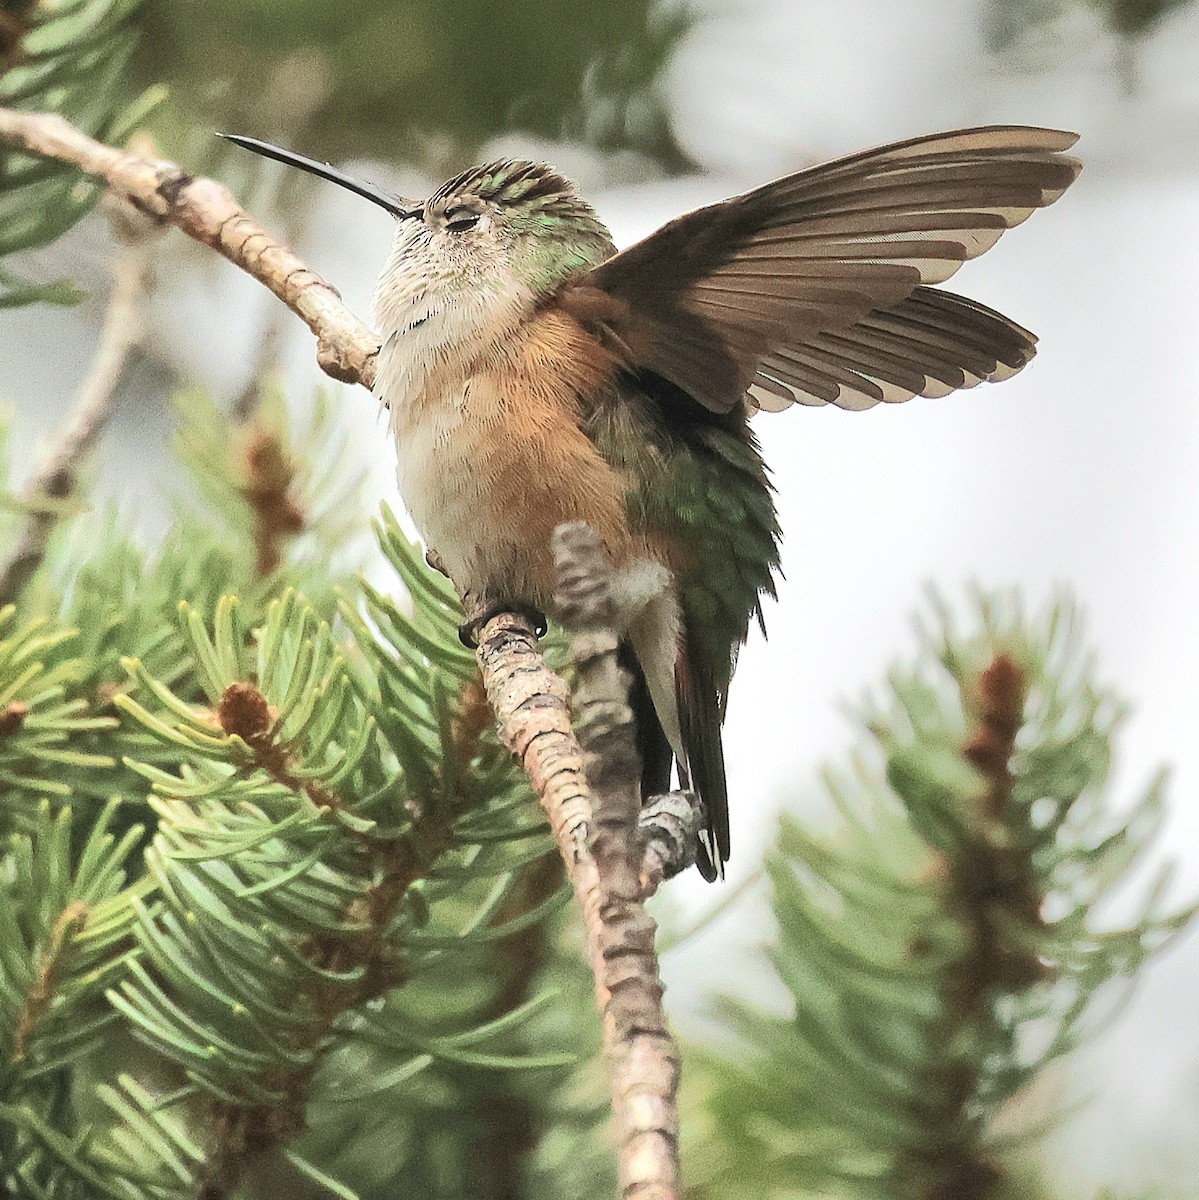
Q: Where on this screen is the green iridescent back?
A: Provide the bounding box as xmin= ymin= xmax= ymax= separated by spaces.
xmin=585 ymin=372 xmax=781 ymax=698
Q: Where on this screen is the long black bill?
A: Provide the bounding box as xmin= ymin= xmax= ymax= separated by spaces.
xmin=218 ymin=133 xmax=419 ymax=219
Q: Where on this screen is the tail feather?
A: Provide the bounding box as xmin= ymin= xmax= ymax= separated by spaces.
xmin=625 ymin=603 xmax=731 ymax=882
xmin=618 ymin=639 xmax=674 ymax=799
xmin=675 ymin=647 xmax=730 ymax=881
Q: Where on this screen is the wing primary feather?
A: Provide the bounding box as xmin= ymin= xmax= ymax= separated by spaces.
xmin=815 ymin=324 xmax=983 ymax=387
xmin=798 ymin=338 xmax=933 ymax=395
xmin=758 ymin=159 xmax=1079 ymax=207
xmin=749 ymin=284 xmax=1042 ymax=411
xmin=876 ymin=289 xmax=1038 ymax=365
xmin=821 ymin=326 xmax=980 ymax=389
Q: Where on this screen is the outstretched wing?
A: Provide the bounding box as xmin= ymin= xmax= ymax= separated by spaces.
xmin=575 ymin=126 xmax=1080 ymax=414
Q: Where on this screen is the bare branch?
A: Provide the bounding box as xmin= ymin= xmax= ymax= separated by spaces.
xmin=0 ymin=196 xmax=153 ymax=605
xmin=230 ymin=171 xmax=325 ymax=420
xmin=0 ymin=108 xmax=381 ymax=389
xmin=472 ymin=523 xmax=682 ymax=1200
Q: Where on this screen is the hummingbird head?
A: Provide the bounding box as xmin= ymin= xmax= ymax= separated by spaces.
xmin=220 ymin=136 xmax=615 ymax=342
xmin=412 ymin=159 xmax=616 ymax=297
xmin=373 ymin=159 xmax=615 ymax=359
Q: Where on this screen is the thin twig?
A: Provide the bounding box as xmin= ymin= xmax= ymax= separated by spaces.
xmin=0 ymin=108 xmax=381 ymax=389
xmin=11 ymin=901 xmax=88 ymax=1062
xmin=0 ymin=205 xmax=151 ymax=605
xmin=472 ymin=523 xmax=681 ymax=1200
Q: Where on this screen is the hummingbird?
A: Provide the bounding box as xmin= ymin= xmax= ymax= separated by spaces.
xmin=224 ymin=126 xmax=1080 ymax=880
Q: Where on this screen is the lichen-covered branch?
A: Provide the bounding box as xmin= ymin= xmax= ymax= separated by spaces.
xmin=638 ymin=791 xmax=702 ymax=894
xmin=472 ymin=522 xmax=681 ymax=1200
xmin=0 ymin=108 xmax=381 ymax=388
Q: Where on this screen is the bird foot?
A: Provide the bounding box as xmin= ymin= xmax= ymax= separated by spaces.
xmin=638 ymin=789 xmax=705 ymax=892
xmin=458 ymin=600 xmax=548 ymax=649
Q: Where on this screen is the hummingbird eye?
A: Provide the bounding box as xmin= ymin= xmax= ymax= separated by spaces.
xmin=443 ymin=206 xmax=481 ymax=232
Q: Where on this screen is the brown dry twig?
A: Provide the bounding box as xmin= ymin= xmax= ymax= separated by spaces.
xmin=239 ymin=427 xmax=305 ymax=577
xmin=472 ymin=522 xmax=682 ymax=1200
xmin=0 ymin=108 xmax=381 ymax=388
xmin=0 ymin=187 xmax=156 ymax=606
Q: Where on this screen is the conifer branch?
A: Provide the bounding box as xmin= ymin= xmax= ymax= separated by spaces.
xmin=0 ymin=108 xmax=381 ymax=388
xmin=903 ymin=651 xmax=1043 ymax=1199
xmin=216 ymin=680 xmax=339 ymax=811
xmin=167 ymin=669 xmax=469 ymax=1199
xmin=10 ymin=901 xmax=88 ymax=1063
xmin=472 ymin=851 xmax=565 ymax=1199
xmin=0 ymin=189 xmax=155 ymax=606
xmin=472 ymin=522 xmax=681 ymax=1200
xmin=239 ymin=428 xmax=306 ymax=577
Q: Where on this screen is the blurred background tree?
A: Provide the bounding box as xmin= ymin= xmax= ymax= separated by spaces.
xmin=133 ymin=0 xmax=693 ymax=172
xmin=2 ymin=0 xmax=1198 ymax=1197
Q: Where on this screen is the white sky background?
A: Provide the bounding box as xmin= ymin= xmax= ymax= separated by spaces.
xmin=5 ymin=0 xmax=1199 ymax=1193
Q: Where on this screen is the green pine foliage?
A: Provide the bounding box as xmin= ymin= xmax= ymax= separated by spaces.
xmin=0 ymin=799 xmax=148 ymax=1195
xmin=2 ymin=7 xmax=1194 ymax=1195
xmin=9 ymin=387 xmax=366 ymax=822
xmin=683 ymin=594 xmax=1191 ymax=1200
xmin=0 ymin=390 xmax=610 ymax=1198
xmin=1 ymin=379 xmax=1187 ymax=1198
xmin=0 ymin=608 xmax=116 ymax=823
xmin=0 ymin=0 xmax=161 ymax=307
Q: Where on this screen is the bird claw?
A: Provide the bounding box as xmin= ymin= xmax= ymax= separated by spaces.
xmin=458 ymin=600 xmax=548 ymax=649
xmin=638 ymin=789 xmax=705 ymax=888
